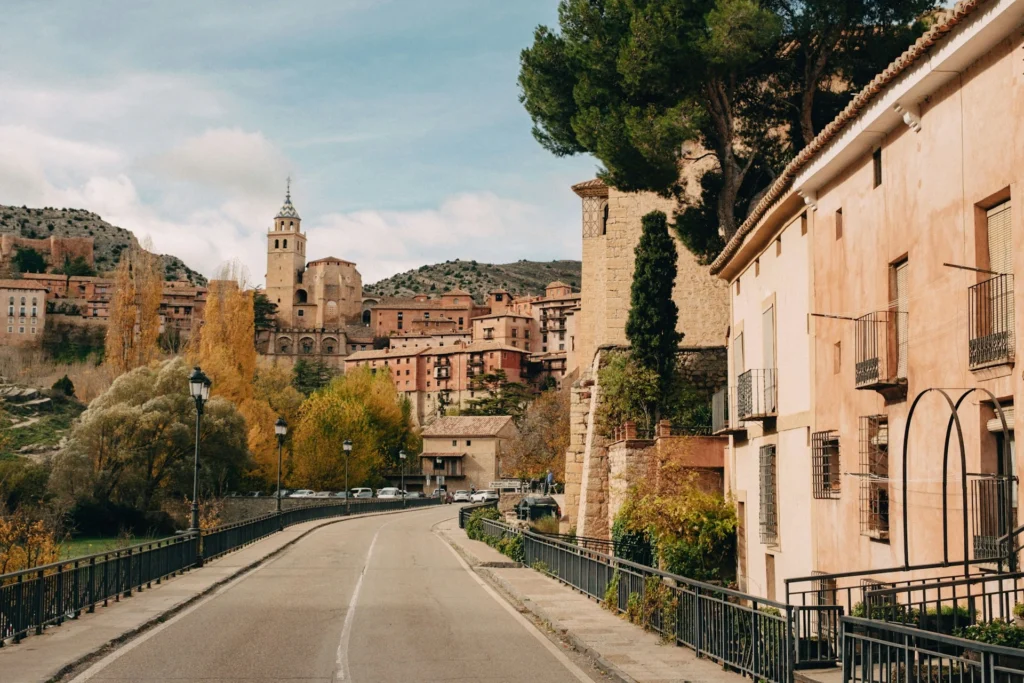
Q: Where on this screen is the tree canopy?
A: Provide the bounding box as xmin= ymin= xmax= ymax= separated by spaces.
xmin=519 ymin=0 xmax=935 ymax=262
xmin=462 ymin=370 xmax=532 ymax=422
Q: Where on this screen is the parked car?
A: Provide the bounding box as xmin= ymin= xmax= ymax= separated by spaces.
xmin=313 ymin=491 xmax=332 ymax=498
xmin=405 ymin=491 xmax=424 ymax=499
xmin=516 ymin=496 xmax=561 ymax=521
xmin=350 ymin=488 xmax=373 ymax=498
xmin=332 ymin=491 xmax=349 ymax=498
xmin=471 ymin=490 xmax=500 ymax=503
xmin=452 ymin=490 xmax=472 ymax=503
xmin=272 ymin=489 xmax=291 ymax=499
xmin=377 ymin=487 xmax=401 ymax=498
xmin=248 ymin=491 xmax=265 ymax=497
xmin=291 ymin=489 xmax=316 ymax=498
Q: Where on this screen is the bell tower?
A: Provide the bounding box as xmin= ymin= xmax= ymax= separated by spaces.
xmin=265 ymin=178 xmax=308 ymax=327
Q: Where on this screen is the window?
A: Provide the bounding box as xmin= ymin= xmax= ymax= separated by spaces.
xmin=872 ymin=148 xmax=882 ymax=188
xmin=424 ymin=312 xmax=430 ymax=320
xmin=986 ymin=201 xmax=1012 ymax=275
xmin=458 ymin=317 xmax=464 ymax=326
xmin=495 ymin=294 xmax=503 ymax=302
xmin=835 ymin=209 xmax=843 ymax=240
xmin=283 ymin=239 xmax=288 ymax=248
xmin=525 ymin=329 xmax=530 ymax=339
xmin=31 ymin=297 xmax=36 ymax=305
xmin=297 ymin=310 xmax=304 ymax=317
xmin=30 ymin=327 xmax=35 ymax=334
xmin=735 ymin=278 xmax=741 ymax=295
xmin=891 ymin=259 xmax=909 ymax=379
xmin=833 ymin=342 xmax=841 ymax=375
xmin=601 ymin=203 xmax=609 ymax=235
xmin=274 ymin=239 xmax=279 ymax=248
xmin=452 ymin=440 xmax=457 ymax=446
xmin=775 ymin=236 xmax=782 ymax=257
xmin=759 ymin=444 xmax=778 ymax=544
xmin=812 ymin=430 xmax=841 ymax=499
xmin=512 ymin=328 xmax=518 ymax=338
xmin=755 ymin=258 xmax=760 ymax=277
xmin=18 ymin=327 xmax=24 ymax=334
xmin=859 ymin=416 xmax=890 ymax=540
xmin=466 ymin=440 xmax=472 ymax=446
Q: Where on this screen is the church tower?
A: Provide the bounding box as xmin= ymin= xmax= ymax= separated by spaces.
xmin=265 ymin=179 xmax=308 ymax=327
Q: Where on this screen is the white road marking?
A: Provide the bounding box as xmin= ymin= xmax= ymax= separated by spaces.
xmin=434 ymin=531 xmax=595 ymax=683
xmin=334 ymin=516 xmax=397 ymax=681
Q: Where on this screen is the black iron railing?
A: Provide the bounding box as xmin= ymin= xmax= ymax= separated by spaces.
xmin=737 ymin=369 xmax=777 ymax=421
xmin=841 ymin=615 xmax=1024 ymax=683
xmin=0 ymin=534 xmax=198 ymax=645
xmin=1 ymin=497 xmax=439 ymax=646
xmin=458 ymin=500 xmax=498 ymax=528
xmin=969 ymin=273 xmax=1015 ymax=369
xmin=854 ymin=310 xmax=907 ymax=388
xmin=538 ymin=531 xmax=655 ymax=567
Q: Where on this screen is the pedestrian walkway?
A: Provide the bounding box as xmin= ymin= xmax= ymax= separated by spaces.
xmin=0 ymin=509 xmax=417 ymax=683
xmin=436 ymin=517 xmax=745 ymax=683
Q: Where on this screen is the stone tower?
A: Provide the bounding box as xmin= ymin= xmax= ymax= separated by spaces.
xmin=265 ymin=180 xmax=307 ymax=327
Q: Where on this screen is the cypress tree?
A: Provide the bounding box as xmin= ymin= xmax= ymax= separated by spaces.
xmin=625 ymin=211 xmax=682 ymax=381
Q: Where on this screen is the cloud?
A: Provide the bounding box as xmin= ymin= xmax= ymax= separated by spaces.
xmin=143 ymin=128 xmax=291 ymax=197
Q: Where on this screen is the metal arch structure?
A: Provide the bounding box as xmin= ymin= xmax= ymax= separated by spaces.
xmin=900 ymin=387 xmax=1014 ymax=574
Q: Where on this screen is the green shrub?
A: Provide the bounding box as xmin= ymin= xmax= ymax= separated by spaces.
xmin=464 ymin=505 xmax=500 ymax=541
xmin=52 ymin=375 xmax=75 ymax=397
xmin=604 ymin=569 xmax=621 ymax=612
xmin=531 ymin=514 xmax=560 ymax=535
xmin=957 ymin=620 xmax=1024 ymax=649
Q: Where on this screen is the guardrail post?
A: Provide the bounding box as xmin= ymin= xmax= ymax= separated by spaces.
xmin=87 ymin=557 xmax=96 ymax=613
xmin=56 ymin=565 xmax=65 ymax=625
xmin=34 ymin=569 xmax=44 ymax=635
xmin=72 ymin=560 xmax=81 ymax=619
xmin=785 ymin=605 xmax=795 ymax=683
xmin=14 ymin=573 xmax=24 ymax=643
xmin=694 ymin=585 xmax=703 ymax=658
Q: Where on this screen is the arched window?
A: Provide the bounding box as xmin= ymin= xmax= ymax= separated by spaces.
xmin=283 ymin=239 xmax=288 ymax=249
xmin=274 ymin=239 xmax=279 ymax=249
xmin=20 ymin=297 xmax=25 ymax=305
xmin=7 ymin=297 xmax=12 ymax=305
xmin=289 ymin=221 xmax=294 ymax=228
xmin=362 ymin=309 xmax=371 ymax=325
xmin=295 ymin=289 xmax=308 ymax=304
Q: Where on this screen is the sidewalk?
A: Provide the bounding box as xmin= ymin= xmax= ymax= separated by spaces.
xmin=0 ymin=510 xmax=407 ymax=683
xmin=436 ymin=517 xmax=745 ymax=683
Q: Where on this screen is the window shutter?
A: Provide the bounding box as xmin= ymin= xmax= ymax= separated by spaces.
xmin=988 ymin=202 xmax=1012 ymax=275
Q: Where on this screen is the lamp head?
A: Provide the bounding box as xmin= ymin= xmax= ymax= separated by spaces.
xmin=188 ymin=367 xmax=205 ymax=400
xmin=275 ymin=417 xmax=287 ymax=437
xmin=201 ymin=376 xmax=212 ymax=402
xmin=399 ymin=450 xmax=406 ymax=460
xmin=343 ymin=439 xmax=352 ymax=453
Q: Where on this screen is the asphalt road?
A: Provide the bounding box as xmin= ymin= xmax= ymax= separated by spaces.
xmin=68 ymin=506 xmax=595 ymax=682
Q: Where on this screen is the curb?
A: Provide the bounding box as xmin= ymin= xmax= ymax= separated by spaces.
xmin=434 ymin=525 xmax=634 ymax=683
xmin=48 ymin=505 xmax=439 ymax=683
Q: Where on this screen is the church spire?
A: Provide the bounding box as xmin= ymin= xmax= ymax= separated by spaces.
xmin=276 ymin=177 xmax=300 ymax=219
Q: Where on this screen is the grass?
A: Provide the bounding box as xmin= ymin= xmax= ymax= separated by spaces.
xmin=60 ymin=536 xmax=166 ymax=560
xmin=0 ymin=397 xmax=85 ymax=458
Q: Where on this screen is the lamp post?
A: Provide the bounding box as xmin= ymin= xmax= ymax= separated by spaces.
xmin=275 ymin=418 xmax=287 ymax=520
xmin=399 ymin=450 xmax=407 ymax=507
xmin=188 ymin=367 xmax=211 ymax=564
xmin=343 ymin=440 xmax=353 ymax=515
xmin=436 ymin=456 xmax=443 ymax=502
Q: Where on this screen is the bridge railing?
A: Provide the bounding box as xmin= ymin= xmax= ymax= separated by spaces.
xmin=458 ymin=500 xmax=498 ymax=528
xmin=1 ymin=497 xmax=440 ymax=646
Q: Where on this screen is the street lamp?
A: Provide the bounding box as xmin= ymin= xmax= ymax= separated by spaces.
xmin=275 ymin=417 xmax=287 ymax=519
xmin=399 ymin=450 xmax=407 ymax=506
xmin=188 ymin=367 xmax=211 ymax=564
xmin=436 ymin=456 xmax=444 ymax=501
xmin=343 ymin=440 xmax=353 ymax=515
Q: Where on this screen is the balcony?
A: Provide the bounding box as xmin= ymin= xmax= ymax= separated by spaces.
xmin=854 ymin=310 xmax=907 ymax=401
xmin=711 ymin=387 xmax=747 ymax=436
xmin=468 ymin=357 xmax=484 ymax=366
xmin=736 ymin=369 xmax=777 ymax=421
xmin=433 ymin=366 xmax=450 ymax=380
xmin=969 ymin=273 xmax=1014 ymax=369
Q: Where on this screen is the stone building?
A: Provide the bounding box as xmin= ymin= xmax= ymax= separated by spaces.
xmin=0 ymin=234 xmax=94 ymax=273
xmin=418 ymin=416 xmax=518 ymax=493
xmin=563 ymin=178 xmax=731 ymax=536
xmin=709 ymin=0 xmax=1024 ymax=602
xmin=369 ymin=290 xmax=488 ymax=337
xmin=262 ymin=183 xmax=366 ymax=368
xmin=1 ymin=279 xmax=47 ymax=346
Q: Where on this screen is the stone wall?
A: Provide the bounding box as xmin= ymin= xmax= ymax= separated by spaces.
xmin=0 ymin=234 xmax=95 ymax=269
xmin=677 ymin=346 xmax=728 ymax=396
xmin=217 ymin=497 xmax=348 ymax=525
xmin=607 ymin=439 xmax=655 ymax=535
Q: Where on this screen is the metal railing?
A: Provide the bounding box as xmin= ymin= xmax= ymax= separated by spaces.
xmin=841 ymin=615 xmax=1024 ymax=683
xmin=854 ymin=310 xmax=907 ymax=388
xmin=458 ymin=500 xmax=498 ymax=528
xmin=1 ymin=497 xmax=439 ymax=646
xmin=737 ymin=369 xmax=777 ymax=421
xmin=0 ymin=534 xmax=198 ymax=645
xmin=539 ymin=531 xmax=655 ymax=567
xmin=969 ymin=273 xmax=1015 ymax=369
xmin=516 ymin=526 xmax=794 ymax=682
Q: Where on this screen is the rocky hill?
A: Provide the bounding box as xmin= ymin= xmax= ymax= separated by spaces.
xmin=0 ymin=205 xmax=206 ymax=285
xmin=364 ymin=259 xmax=581 ymax=302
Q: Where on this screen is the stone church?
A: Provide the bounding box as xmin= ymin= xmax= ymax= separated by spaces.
xmin=260 ymin=184 xmax=369 ymax=367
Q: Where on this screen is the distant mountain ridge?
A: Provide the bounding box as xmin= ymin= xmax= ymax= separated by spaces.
xmin=364 ymin=259 xmax=581 ymax=302
xmin=0 ymin=204 xmax=206 ymax=285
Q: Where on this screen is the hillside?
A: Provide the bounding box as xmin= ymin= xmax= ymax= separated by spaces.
xmin=364 ymin=259 xmax=581 ymax=302
xmin=0 ymin=205 xmax=206 ymax=285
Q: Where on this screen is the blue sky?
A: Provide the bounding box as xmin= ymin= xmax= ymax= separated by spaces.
xmin=0 ymin=1 xmax=599 ymax=283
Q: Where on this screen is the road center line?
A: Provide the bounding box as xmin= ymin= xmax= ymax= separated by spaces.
xmin=335 ymin=516 xmax=396 ymax=682
xmin=433 ymin=529 xmax=595 ymax=683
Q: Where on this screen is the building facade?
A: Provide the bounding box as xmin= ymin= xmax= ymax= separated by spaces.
xmin=1 ymin=280 xmax=47 ymax=346
xmin=710 ymin=0 xmax=1024 ymax=601
xmin=418 ymin=416 xmax=518 ymax=493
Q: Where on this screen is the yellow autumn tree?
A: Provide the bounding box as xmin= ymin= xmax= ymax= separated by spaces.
xmin=292 ymin=367 xmax=418 ymax=490
xmin=104 ymin=245 xmax=163 ymax=376
xmin=191 ymin=262 xmax=301 ymax=486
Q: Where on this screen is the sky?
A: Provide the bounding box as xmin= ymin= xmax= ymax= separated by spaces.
xmin=0 ymin=0 xmax=600 ymax=284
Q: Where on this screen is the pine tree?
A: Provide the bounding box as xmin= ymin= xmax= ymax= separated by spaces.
xmin=625 ymin=211 xmax=682 ymax=382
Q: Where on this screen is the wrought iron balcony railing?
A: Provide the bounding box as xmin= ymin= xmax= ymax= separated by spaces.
xmin=969 ymin=273 xmax=1014 ymax=369
xmin=711 ymin=386 xmax=747 ymax=435
xmin=854 ymin=310 xmax=907 ymax=399
xmin=737 ymin=369 xmax=777 ymax=421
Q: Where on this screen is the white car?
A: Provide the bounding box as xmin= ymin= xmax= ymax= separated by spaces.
xmin=452 ymin=490 xmax=472 ymax=502
xmin=471 ymin=490 xmax=499 ymax=503
xmin=291 ymin=489 xmax=316 ymax=498
xmin=377 ymin=487 xmax=402 ymax=498
xmin=351 ymin=488 xmax=373 ymax=498
xmin=312 ymin=491 xmax=332 ymax=498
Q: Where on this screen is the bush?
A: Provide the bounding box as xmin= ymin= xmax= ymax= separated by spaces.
xmin=464 ymin=505 xmax=501 ymax=540
xmin=957 ymin=620 xmax=1024 ymax=649
xmin=52 ymin=374 xmax=75 ymax=397
xmin=66 ymin=500 xmax=178 ymax=538
xmin=531 ymin=514 xmax=560 ymax=535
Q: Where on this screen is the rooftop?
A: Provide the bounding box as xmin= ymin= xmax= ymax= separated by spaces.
xmin=421 ymin=415 xmax=515 ymax=437
xmin=0 ymin=279 xmax=49 ymax=291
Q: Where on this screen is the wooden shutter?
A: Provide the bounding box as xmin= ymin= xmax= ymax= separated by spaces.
xmin=988 ymin=202 xmax=1012 ymax=275
xmin=894 ymin=261 xmax=909 ymax=379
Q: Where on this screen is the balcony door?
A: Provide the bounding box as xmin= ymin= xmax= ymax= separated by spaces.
xmin=762 ymin=306 xmax=777 ymax=414
xmin=891 ymin=260 xmax=909 ymax=379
